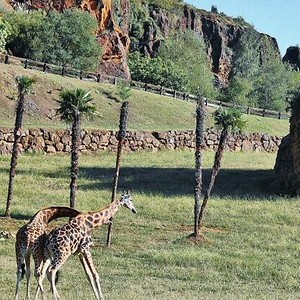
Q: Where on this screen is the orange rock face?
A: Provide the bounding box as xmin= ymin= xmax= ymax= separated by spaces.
xmin=8 ymin=0 xmax=131 ymax=79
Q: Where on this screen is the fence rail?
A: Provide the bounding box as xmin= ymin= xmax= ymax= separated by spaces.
xmin=0 ymin=53 xmax=290 ymax=120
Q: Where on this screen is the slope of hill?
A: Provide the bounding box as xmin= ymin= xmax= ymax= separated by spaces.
xmin=0 ymin=63 xmax=289 ymax=136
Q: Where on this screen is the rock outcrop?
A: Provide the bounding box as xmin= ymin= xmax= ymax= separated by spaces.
xmin=129 ymin=4 xmax=279 ymax=85
xmin=275 ymin=94 xmax=300 ymax=195
xmin=282 ymin=46 xmax=300 ymax=70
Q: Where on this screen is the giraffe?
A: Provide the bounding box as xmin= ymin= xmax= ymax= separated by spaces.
xmin=39 ymin=192 xmax=137 ymax=300
xmin=14 ymin=206 xmax=80 ymax=300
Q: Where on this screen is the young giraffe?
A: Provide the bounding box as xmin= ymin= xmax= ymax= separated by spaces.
xmin=39 ymin=192 xmax=137 ymax=300
xmin=14 ymin=206 xmax=80 ymax=300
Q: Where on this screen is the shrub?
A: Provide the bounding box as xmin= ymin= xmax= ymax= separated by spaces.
xmin=4 ymin=9 xmax=102 ymax=71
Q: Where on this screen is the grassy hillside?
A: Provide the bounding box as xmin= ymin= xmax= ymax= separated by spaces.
xmin=0 ymin=63 xmax=289 ymax=136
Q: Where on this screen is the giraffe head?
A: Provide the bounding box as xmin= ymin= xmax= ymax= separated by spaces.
xmin=120 ymin=192 xmax=137 ymax=214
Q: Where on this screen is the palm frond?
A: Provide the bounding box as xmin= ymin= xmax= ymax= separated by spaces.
xmin=214 ymin=107 xmax=246 ymax=132
xmin=56 ymin=88 xmax=98 ymax=123
xmin=15 ymin=75 xmax=36 ymax=95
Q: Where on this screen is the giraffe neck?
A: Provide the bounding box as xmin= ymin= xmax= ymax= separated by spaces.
xmin=85 ymin=199 xmax=122 ymax=230
xmin=31 ymin=207 xmax=80 ymax=225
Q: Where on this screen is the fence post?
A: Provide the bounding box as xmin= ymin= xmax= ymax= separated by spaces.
xmin=262 ymin=109 xmax=266 ymax=117
xmin=43 ymin=62 xmax=47 ymax=72
xmin=205 ymin=98 xmax=208 ymax=106
xmin=97 ymin=74 xmax=101 ymax=83
xmin=247 ymin=107 xmax=250 ymax=114
xmin=144 ymin=83 xmax=148 ymax=91
xmin=4 ymin=54 xmax=9 ymax=64
xmin=173 ymin=90 xmax=176 ymax=98
xmin=278 ymin=111 xmax=281 ymax=119
xmin=61 ymin=66 xmax=65 ymax=76
xmin=160 ymin=86 xmax=164 ymax=95
xmin=79 ymin=70 xmax=83 ymax=80
xmin=114 ymin=77 xmax=117 ymax=85
xmin=24 ymin=59 xmax=28 ymax=69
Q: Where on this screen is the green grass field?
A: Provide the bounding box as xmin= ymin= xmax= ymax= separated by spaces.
xmin=0 ymin=150 xmax=299 ymax=299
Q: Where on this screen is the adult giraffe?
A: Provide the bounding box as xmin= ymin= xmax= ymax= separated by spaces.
xmin=39 ymin=192 xmax=137 ymax=300
xmin=14 ymin=206 xmax=80 ymax=300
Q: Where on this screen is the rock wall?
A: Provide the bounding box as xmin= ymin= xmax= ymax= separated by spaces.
xmin=0 ymin=128 xmax=281 ymax=155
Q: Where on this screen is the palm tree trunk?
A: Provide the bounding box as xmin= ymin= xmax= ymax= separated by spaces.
xmin=69 ymin=114 xmax=81 ymax=208
xmin=198 ymin=128 xmax=229 ymax=229
xmin=107 ymin=102 xmax=129 ymax=247
xmin=5 ymin=93 xmax=25 ymax=217
xmin=194 ymin=99 xmax=205 ymax=237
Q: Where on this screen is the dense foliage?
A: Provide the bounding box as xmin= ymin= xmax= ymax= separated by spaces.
xmin=4 ymin=9 xmax=102 ymax=71
xmin=219 ymin=28 xmax=297 ymax=111
xmin=129 ymin=30 xmax=216 ymax=97
xmin=159 ymin=30 xmax=216 ymax=97
xmin=0 ymin=17 xmax=10 ymax=53
xmin=128 ymin=52 xmax=187 ymax=91
xmin=130 ymin=0 xmax=184 ymax=10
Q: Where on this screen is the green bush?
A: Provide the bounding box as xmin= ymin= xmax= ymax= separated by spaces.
xmin=4 ymin=10 xmax=43 ymax=58
xmin=221 ymin=28 xmax=297 ymax=111
xmin=159 ymin=30 xmax=217 ymax=97
xmin=0 ymin=17 xmax=10 ymax=53
xmin=4 ymin=9 xmax=102 ymax=71
xmin=128 ymin=52 xmax=187 ymax=90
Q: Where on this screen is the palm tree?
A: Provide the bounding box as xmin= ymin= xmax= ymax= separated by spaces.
xmin=198 ymin=107 xmax=245 ymax=230
xmin=107 ymin=81 xmax=131 ymax=246
xmin=5 ymin=75 xmax=35 ymax=217
xmin=193 ymin=98 xmax=205 ymax=237
xmin=56 ymin=88 xmax=97 ymax=208
xmin=106 ymin=101 xmax=129 ymax=247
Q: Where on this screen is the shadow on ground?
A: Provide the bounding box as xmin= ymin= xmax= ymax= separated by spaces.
xmin=0 ymin=165 xmax=284 ymax=202
xmin=79 ymin=166 xmax=281 ymax=200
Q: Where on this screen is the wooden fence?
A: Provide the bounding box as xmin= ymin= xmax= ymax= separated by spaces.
xmin=0 ymin=53 xmax=290 ymax=120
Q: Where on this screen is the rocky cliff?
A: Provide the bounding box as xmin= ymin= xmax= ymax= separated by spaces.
xmin=275 ymin=94 xmax=300 ymax=195
xmin=5 ymin=0 xmax=280 ymax=84
xmin=282 ymin=46 xmax=300 ymax=70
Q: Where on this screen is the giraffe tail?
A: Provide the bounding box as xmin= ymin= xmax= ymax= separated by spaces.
xmin=21 ymin=263 xmax=26 ymax=280
xmin=55 ymin=270 xmax=61 ymax=285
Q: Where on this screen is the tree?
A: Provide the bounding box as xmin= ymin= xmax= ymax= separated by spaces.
xmin=116 ymin=81 xmax=132 ymax=102
xmin=33 ymin=9 xmax=101 ymax=70
xmin=159 ymin=30 xmax=217 ymax=97
xmin=4 ymin=10 xmax=43 ymax=58
xmin=4 ymin=9 xmax=102 ymax=71
xmin=224 ymin=28 xmax=296 ymax=111
xmin=128 ymin=52 xmax=187 ymax=91
xmin=5 ymin=75 xmax=35 ymax=217
xmin=56 ymin=89 xmax=97 ymax=208
xmin=0 ymin=17 xmax=10 ymax=53
xmin=198 ymin=108 xmax=245 ymax=230
xmin=106 ymin=101 xmax=129 ymax=247
xmin=193 ymin=98 xmax=205 ymax=237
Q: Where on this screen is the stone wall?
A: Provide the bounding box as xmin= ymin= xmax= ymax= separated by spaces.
xmin=0 ymin=128 xmax=282 ymax=155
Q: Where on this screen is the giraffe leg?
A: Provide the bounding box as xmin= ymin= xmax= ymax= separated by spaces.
xmin=25 ymin=253 xmax=31 ymax=300
xmin=14 ymin=261 xmax=25 ymax=300
xmin=80 ymin=250 xmax=104 ymax=300
xmin=78 ymin=253 xmax=100 ymax=300
xmin=48 ymin=268 xmax=61 ymax=300
xmin=47 ymin=253 xmax=70 ymax=300
xmin=34 ymin=258 xmax=50 ymax=300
